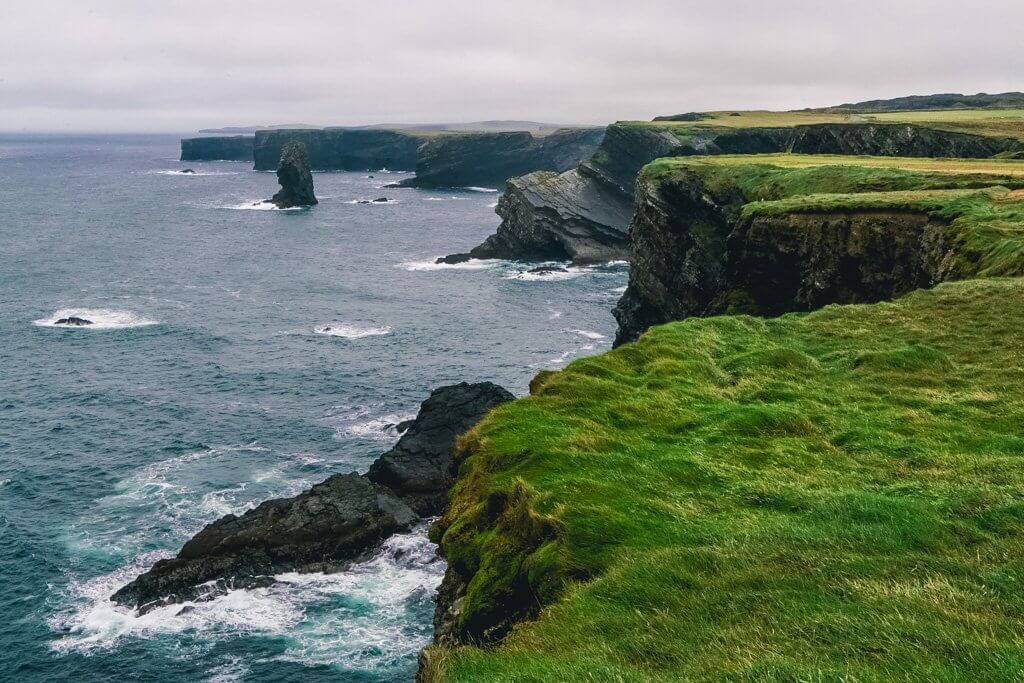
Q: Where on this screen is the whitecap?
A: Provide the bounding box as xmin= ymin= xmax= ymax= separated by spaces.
xmin=50 ymin=526 xmax=444 ymax=671
xmin=548 ymin=344 xmax=596 ymax=365
xmin=217 ymin=201 xmax=305 ymax=211
xmin=314 ymin=324 xmax=392 ymax=339
xmin=150 ymin=170 xmax=240 ymax=176
xmin=487 ymin=201 xmax=498 ymax=208
xmin=546 ymin=307 xmax=563 ymax=320
xmin=610 ymin=286 xmax=627 ymax=294
xmin=569 ymin=329 xmax=607 ymax=340
xmin=33 ymin=308 xmax=159 ymax=330
xmin=325 ymin=404 xmax=415 ymax=442
xmin=399 ymin=258 xmax=500 ymax=272
xmin=0 ymin=478 xmax=11 ymax=487
xmin=462 ymin=186 xmax=498 ymax=193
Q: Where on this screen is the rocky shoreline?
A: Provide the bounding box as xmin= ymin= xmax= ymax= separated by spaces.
xmin=111 ymin=382 xmax=513 ymax=613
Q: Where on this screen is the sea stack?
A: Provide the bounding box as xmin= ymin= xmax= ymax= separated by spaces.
xmin=270 ymin=140 xmax=317 ymax=208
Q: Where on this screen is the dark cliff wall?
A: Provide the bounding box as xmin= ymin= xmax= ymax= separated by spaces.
xmin=252 ymin=129 xmax=422 ymax=171
xmin=180 ymin=136 xmax=254 ymax=161
xmin=399 ymin=128 xmax=605 ymax=188
xmin=459 ymin=122 xmax=1024 ymax=267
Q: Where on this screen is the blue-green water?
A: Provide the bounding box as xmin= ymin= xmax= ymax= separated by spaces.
xmin=0 ymin=134 xmax=626 ymax=682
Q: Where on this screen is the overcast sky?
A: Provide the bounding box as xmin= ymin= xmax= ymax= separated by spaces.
xmin=1 ymin=0 xmax=1022 ymax=132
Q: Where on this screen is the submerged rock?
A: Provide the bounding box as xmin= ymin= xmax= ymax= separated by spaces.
xmin=111 ymin=381 xmax=513 ymax=611
xmin=180 ymin=168 xmax=196 ymax=174
xmin=55 ymin=316 xmax=93 ymax=326
xmin=270 ymin=141 xmax=317 ymax=208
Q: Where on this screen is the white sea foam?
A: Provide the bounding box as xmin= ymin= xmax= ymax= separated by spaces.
xmin=487 ymin=201 xmax=499 ymax=208
xmin=345 ymin=198 xmax=399 ymax=205
xmin=0 ymin=478 xmax=10 ymax=487
xmin=546 ymin=307 xmax=563 ymax=320
xmin=325 ymin=404 xmax=415 ymax=442
xmin=218 ymin=201 xmax=304 ymax=211
xmin=610 ymin=285 xmax=627 ymax=294
xmin=570 ymin=329 xmax=607 ymax=340
xmin=50 ymin=526 xmax=444 ymax=671
xmin=507 ymin=260 xmax=628 ymax=282
xmin=314 ymin=324 xmax=392 ymax=339
xmin=548 ymin=343 xmax=596 ymax=365
xmin=423 ymin=196 xmax=469 ymax=202
xmin=33 ymin=308 xmax=159 ymax=330
xmin=462 ymin=186 xmax=498 ymax=193
xmin=150 ymin=170 xmax=240 ymax=176
xmin=399 ymin=258 xmax=500 ymax=271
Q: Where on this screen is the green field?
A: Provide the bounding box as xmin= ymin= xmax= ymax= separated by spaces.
xmin=427 ymin=277 xmax=1024 ymax=681
xmin=636 ymin=108 xmax=1024 ymax=142
xmin=424 ymin=154 xmax=1024 ymax=681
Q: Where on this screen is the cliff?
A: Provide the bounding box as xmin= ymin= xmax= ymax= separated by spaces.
xmin=180 ymin=135 xmax=254 ymax=161
xmin=448 ymin=114 xmax=1024 ymax=265
xmin=421 ymin=276 xmax=1024 ymax=681
xmin=613 ymin=155 xmax=1024 ymax=343
xmin=397 ymin=128 xmax=604 ymax=189
xmin=252 ymin=128 xmax=423 ymax=172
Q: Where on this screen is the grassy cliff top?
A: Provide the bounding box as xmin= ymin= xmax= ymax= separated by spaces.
xmin=641 ymin=155 xmax=1024 ymax=278
xmin=628 ymin=108 xmax=1024 ymax=141
xmin=429 ymin=276 xmax=1024 ymax=681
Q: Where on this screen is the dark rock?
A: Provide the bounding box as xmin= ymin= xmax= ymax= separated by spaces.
xmin=395 ymin=420 xmax=414 ymax=434
xmin=112 ymin=473 xmax=416 ymax=610
xmin=367 ymin=382 xmax=514 ymax=516
xmin=397 ymin=128 xmax=604 ymax=189
xmin=180 ymin=135 xmax=254 ymax=162
xmin=270 ymin=141 xmax=317 ymax=209
xmin=527 ymin=265 xmax=569 ymax=275
xmin=373 ymin=197 xmax=389 ymax=203
xmin=435 ymin=253 xmax=473 ymax=265
xmin=111 ymin=381 xmax=513 ymax=610
xmin=253 ymin=129 xmax=421 ymax=172
xmin=180 ymin=168 xmax=196 ymax=174
xmin=55 ymin=316 xmax=93 ymax=326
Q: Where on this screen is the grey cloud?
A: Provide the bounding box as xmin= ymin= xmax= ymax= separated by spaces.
xmin=0 ymin=0 xmax=1021 ymax=132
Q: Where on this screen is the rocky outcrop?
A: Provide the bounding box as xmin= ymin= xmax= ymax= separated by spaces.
xmin=398 ymin=128 xmax=604 ymax=189
xmin=610 ymin=167 xmax=990 ymax=345
xmin=831 ymin=91 xmax=1024 ymax=112
xmin=253 ymin=129 xmax=422 ymax=172
xmin=180 ymin=136 xmax=254 ymax=162
xmin=367 ymin=382 xmax=515 ymax=515
xmin=55 ymin=316 xmax=93 ymax=326
xmin=111 ymin=382 xmax=513 ymax=613
xmin=449 ymin=121 xmax=1024 ymax=266
xmin=270 ymin=141 xmax=317 ymax=208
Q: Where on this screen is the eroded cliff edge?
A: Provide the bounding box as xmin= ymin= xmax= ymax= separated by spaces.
xmin=444 ymin=119 xmax=1024 ymax=265
xmin=613 ymin=156 xmax=1024 ymax=344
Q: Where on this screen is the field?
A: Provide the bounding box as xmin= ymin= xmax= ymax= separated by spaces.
xmin=636 ymin=109 xmax=1024 ymax=141
xmin=428 ymin=277 xmax=1024 ymax=681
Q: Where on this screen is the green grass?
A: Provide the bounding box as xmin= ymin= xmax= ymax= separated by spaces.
xmin=641 ymin=155 xmax=1024 ymax=278
xmin=629 ymin=108 xmax=1024 ymax=141
xmin=428 ymin=277 xmax=1024 ymax=682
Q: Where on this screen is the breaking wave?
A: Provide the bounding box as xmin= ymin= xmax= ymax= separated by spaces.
xmin=33 ymin=308 xmax=159 ymax=330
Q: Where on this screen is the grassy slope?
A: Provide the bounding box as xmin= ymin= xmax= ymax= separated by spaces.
xmin=432 ymin=277 xmax=1024 ymax=681
xmin=642 ymin=155 xmax=1024 ymax=278
xmin=634 ymin=109 xmax=1024 ymax=142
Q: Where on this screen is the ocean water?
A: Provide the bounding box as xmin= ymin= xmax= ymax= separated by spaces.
xmin=0 ymin=134 xmax=627 ymax=682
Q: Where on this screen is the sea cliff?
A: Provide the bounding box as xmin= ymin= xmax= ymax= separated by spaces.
xmin=449 ymin=112 xmax=1024 ymax=265
xmin=180 ymin=135 xmax=254 ymax=161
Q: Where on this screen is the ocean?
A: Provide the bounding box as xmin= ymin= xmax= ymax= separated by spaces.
xmin=0 ymin=134 xmax=627 ymax=682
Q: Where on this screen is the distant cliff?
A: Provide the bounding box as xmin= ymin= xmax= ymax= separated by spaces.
xmin=180 ymin=136 xmax=254 ymax=161
xmin=253 ymin=129 xmax=422 ymax=171
xmin=397 ymin=128 xmax=604 ymax=189
xmin=446 ymin=120 xmax=1024 ymax=265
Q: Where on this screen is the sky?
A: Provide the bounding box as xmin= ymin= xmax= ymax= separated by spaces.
xmin=1 ymin=0 xmax=1022 ymax=133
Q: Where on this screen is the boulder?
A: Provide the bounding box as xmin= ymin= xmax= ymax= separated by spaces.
xmin=270 ymin=141 xmax=317 ymax=208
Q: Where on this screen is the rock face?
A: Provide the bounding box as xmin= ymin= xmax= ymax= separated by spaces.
xmin=111 ymin=382 xmax=514 ymax=613
xmin=449 ymin=121 xmax=1024 ymax=266
xmin=397 ymin=128 xmax=605 ymax=189
xmin=611 ymin=170 xmax=969 ymax=345
xmin=253 ymin=129 xmax=422 ymax=172
xmin=367 ymin=382 xmax=515 ymax=515
xmin=180 ymin=136 xmax=254 ymax=162
xmin=270 ymin=141 xmax=317 ymax=208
